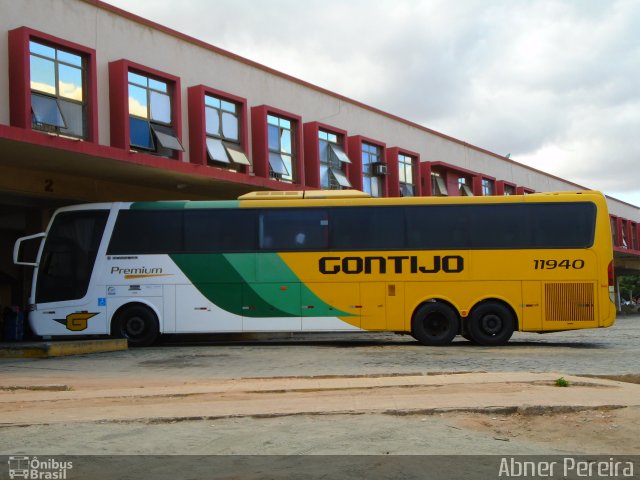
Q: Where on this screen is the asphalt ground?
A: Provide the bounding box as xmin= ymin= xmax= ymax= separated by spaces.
xmin=3 ymin=314 xmax=634 ymax=379
xmin=0 ymin=315 xmax=638 ymax=478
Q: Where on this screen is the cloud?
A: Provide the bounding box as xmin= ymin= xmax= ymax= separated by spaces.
xmin=518 ymin=99 xmax=640 ymax=193
xmin=105 ymin=0 xmax=640 ymax=203
xmin=128 ymin=96 xmax=148 ymax=118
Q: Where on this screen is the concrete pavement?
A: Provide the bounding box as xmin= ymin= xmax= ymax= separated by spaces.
xmin=0 ymin=338 xmax=127 ymax=358
xmin=1 ymin=371 xmax=638 ymax=426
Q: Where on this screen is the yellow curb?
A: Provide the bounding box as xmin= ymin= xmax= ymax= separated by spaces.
xmin=0 ymin=339 xmax=128 ymax=358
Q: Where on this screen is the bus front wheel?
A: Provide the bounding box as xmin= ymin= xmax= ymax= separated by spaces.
xmin=467 ymin=302 xmax=515 ymax=346
xmin=411 ymin=302 xmax=460 ymax=346
xmin=112 ymin=304 xmax=159 ymax=347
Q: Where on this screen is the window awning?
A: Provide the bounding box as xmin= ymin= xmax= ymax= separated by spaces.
xmin=31 ymin=93 xmax=66 ymax=128
xmin=225 ymin=143 xmax=251 ymax=166
xmin=206 ymin=137 xmax=231 ymax=163
xmin=329 ymin=143 xmax=352 ymax=164
xmin=433 ymin=175 xmax=448 ymax=196
xmin=330 ymin=168 xmax=351 ymax=188
xmin=151 ymin=124 xmax=184 ymax=152
xmin=460 ymin=184 xmax=474 ymax=196
xmin=268 ymin=152 xmax=290 ymax=176
xmin=400 ymin=184 xmax=414 ymax=197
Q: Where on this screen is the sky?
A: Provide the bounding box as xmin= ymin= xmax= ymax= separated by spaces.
xmin=105 ymin=0 xmax=640 ymax=206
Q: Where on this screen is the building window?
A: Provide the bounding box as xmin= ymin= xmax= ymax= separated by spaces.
xmin=398 ymin=154 xmax=415 ymax=197
xmin=481 ymin=178 xmax=494 ymax=196
xmin=503 ymin=184 xmax=515 ymax=196
xmin=611 ymin=217 xmax=618 ymax=247
xmin=319 ymin=130 xmax=351 ymax=189
xmin=128 ymin=71 xmax=183 ymax=156
xmin=205 ymin=94 xmax=250 ymax=169
xmin=362 ymin=142 xmax=383 ymax=197
xmin=29 ymin=40 xmax=86 ymax=138
xmin=268 ymin=114 xmax=295 ymax=182
xmin=459 ymin=177 xmax=473 ymax=196
xmin=621 ymin=221 xmax=629 ymax=249
xmin=431 ymin=172 xmax=448 ymax=196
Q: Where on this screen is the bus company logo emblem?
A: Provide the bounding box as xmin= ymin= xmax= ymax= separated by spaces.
xmin=319 ymin=255 xmax=464 ymax=275
xmin=54 ymin=312 xmax=99 ymax=332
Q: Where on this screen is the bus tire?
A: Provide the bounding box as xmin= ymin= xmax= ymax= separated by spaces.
xmin=467 ymin=302 xmax=515 ymax=346
xmin=411 ymin=302 xmax=459 ymax=346
xmin=112 ymin=304 xmax=159 ymax=347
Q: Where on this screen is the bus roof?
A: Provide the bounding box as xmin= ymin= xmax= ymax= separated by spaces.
xmin=238 ymin=190 xmax=371 ymax=200
xmin=54 ymin=190 xmax=607 ymax=212
xmin=233 ymin=189 xmax=607 ymax=209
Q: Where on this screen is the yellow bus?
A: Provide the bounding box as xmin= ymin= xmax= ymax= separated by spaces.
xmin=14 ymin=189 xmax=616 ymax=346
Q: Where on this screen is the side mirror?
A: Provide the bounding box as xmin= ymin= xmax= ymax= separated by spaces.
xmin=13 ymin=232 xmax=45 ymax=267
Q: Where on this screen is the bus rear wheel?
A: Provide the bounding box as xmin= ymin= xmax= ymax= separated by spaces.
xmin=411 ymin=302 xmax=460 ymax=346
xmin=112 ymin=304 xmax=159 ymax=347
xmin=467 ymin=302 xmax=515 ymax=346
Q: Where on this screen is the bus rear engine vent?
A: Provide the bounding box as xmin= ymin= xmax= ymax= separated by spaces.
xmin=544 ymin=282 xmax=595 ymax=322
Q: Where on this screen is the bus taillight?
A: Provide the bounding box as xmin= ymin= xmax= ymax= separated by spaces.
xmin=608 ymin=260 xmax=614 ymax=286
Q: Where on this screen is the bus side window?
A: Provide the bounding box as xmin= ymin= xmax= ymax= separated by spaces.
xmin=184 ymin=210 xmax=257 ymax=252
xmin=406 ymin=205 xmax=469 ymax=250
xmin=528 ymin=203 xmax=596 ymax=248
xmin=108 ymin=211 xmax=183 ymax=254
xmin=330 ymin=207 xmax=404 ymax=250
xmin=469 ymin=204 xmax=526 ymax=249
xmin=259 ymin=209 xmax=328 ymax=251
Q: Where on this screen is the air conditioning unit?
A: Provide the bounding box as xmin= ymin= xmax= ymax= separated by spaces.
xmin=371 ymin=162 xmax=388 ymax=176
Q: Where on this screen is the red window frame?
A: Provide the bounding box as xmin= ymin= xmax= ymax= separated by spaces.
xmin=108 ymin=59 xmax=182 ymax=161
xmin=496 ymin=180 xmax=517 ymax=195
xmin=303 ymin=122 xmax=350 ymax=189
xmin=8 ymin=26 xmax=99 ymax=143
xmin=251 ymin=105 xmax=303 ymax=185
xmin=347 ymin=135 xmax=387 ymax=195
xmin=474 ymin=175 xmax=496 ymax=196
xmin=387 ymin=147 xmax=421 ymax=197
xmin=187 ymin=85 xmax=249 ymax=171
xmin=426 ymin=161 xmax=479 ymax=197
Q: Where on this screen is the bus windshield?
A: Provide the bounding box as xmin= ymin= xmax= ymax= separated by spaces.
xmin=35 ymin=210 xmax=109 ymax=303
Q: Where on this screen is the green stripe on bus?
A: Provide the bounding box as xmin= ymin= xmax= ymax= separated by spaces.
xmin=131 ymin=200 xmax=240 ymax=210
xmin=225 ymin=253 xmax=352 ymax=317
xmin=170 ymin=253 xmax=290 ymax=317
xmin=169 ymin=253 xmax=351 ymax=318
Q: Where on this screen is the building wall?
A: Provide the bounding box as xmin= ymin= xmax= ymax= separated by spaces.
xmin=0 ymin=0 xmax=637 ymax=221
xmin=2 ymin=0 xmax=640 ymax=310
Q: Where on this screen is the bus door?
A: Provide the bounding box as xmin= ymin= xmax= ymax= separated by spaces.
xmin=520 ymin=281 xmax=542 ymax=331
xmin=360 ymin=282 xmax=386 ymax=330
xmin=384 ymin=282 xmax=405 ymax=331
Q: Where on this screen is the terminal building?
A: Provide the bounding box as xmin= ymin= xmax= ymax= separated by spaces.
xmin=1 ymin=0 xmax=639 ymax=310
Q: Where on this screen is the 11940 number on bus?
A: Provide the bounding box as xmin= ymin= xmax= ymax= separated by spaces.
xmin=534 ymin=259 xmax=585 ymax=270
